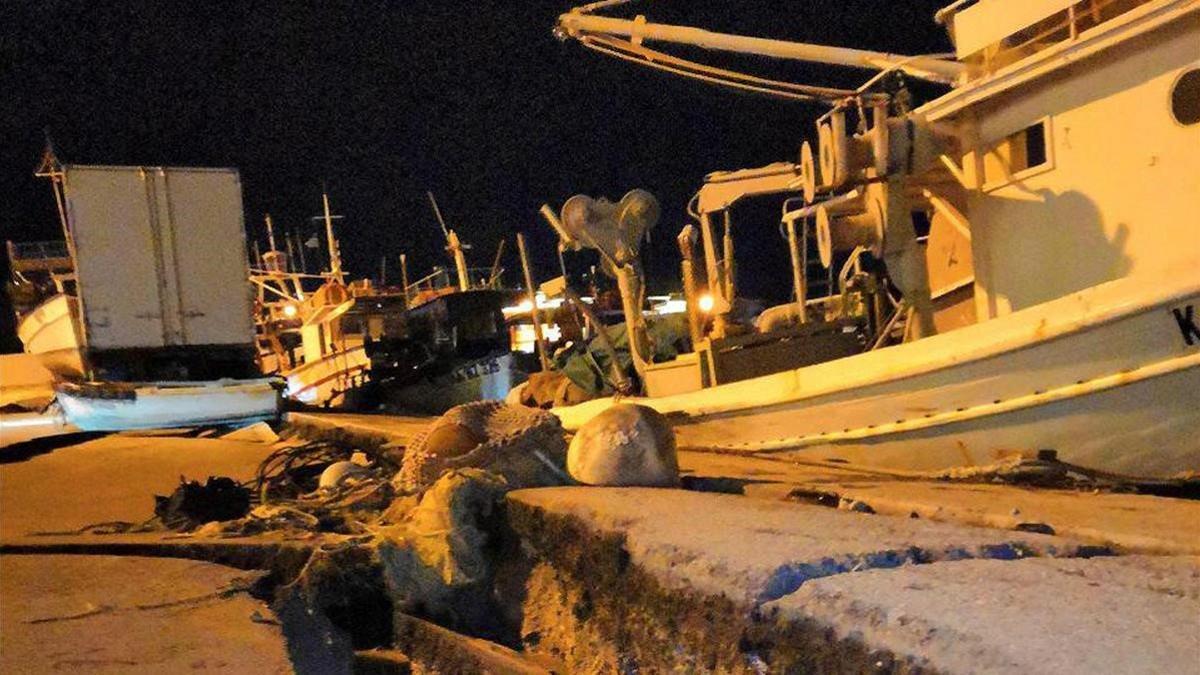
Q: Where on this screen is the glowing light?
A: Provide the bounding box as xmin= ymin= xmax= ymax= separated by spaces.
xmin=283 ymin=304 xmax=299 ymax=318
xmin=653 ymin=298 xmax=687 ymax=315
xmin=698 ymin=294 xmax=715 ymax=313
xmin=509 ymin=323 xmax=562 ymax=353
xmin=501 ymin=292 xmax=569 ymax=317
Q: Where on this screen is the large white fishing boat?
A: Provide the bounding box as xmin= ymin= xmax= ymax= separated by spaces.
xmin=548 ymin=0 xmax=1200 ymax=477
xmin=250 ymin=198 xmax=374 ymax=407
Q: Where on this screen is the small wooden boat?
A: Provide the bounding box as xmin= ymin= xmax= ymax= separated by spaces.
xmin=56 ymin=378 xmax=281 ymax=431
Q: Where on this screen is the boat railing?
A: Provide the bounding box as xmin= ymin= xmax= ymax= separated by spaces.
xmin=954 ymin=0 xmax=1152 ymax=75
xmin=7 ymin=240 xmax=73 ymax=270
xmin=405 ymin=266 xmax=506 ymax=298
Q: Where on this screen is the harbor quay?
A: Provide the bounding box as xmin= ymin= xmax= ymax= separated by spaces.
xmin=1 ymin=411 xmax=1195 ymax=673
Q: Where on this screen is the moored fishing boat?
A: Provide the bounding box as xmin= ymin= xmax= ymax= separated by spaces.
xmin=547 ymin=0 xmax=1200 ymax=477
xmin=355 ymin=193 xmax=533 ymax=413
xmin=365 ymin=285 xmax=529 ymax=413
xmin=250 ymin=197 xmax=380 ymax=408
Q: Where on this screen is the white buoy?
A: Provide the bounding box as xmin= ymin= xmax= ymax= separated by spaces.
xmin=567 ymin=404 xmax=679 ymax=487
xmin=319 ymin=460 xmax=371 ymax=490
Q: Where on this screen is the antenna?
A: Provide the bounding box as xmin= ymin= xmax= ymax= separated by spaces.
xmin=310 ymin=184 xmax=345 ymax=283
xmin=34 ymin=130 xmax=78 ymax=267
xmin=488 ymin=238 xmax=506 ymax=286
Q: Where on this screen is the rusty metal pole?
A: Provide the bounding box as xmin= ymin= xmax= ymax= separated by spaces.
xmin=698 ymin=211 xmax=728 ymax=338
xmin=677 ymin=225 xmax=703 ymax=347
xmin=722 ymin=210 xmax=736 ymax=303
xmin=517 ymin=233 xmax=551 ymax=371
xmin=785 ymin=217 xmax=809 ymax=323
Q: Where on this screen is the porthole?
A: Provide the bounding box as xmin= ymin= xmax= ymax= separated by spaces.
xmin=1170 ymin=68 xmax=1200 ymax=126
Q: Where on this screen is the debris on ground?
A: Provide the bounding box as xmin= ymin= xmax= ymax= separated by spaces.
xmin=221 ymin=420 xmax=281 ymax=444
xmin=319 ymin=461 xmax=373 ymax=490
xmin=154 ymin=476 xmax=251 ymax=531
xmin=125 ymin=404 xmax=572 ymax=645
xmin=927 ymin=450 xmax=1200 ymax=496
xmin=407 ymin=469 xmax=509 ymax=587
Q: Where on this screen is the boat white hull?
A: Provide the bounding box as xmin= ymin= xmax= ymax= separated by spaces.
xmin=56 ymin=378 xmax=281 ymax=431
xmin=553 ymin=273 xmax=1200 ymax=478
xmin=279 ymin=346 xmax=369 ymax=407
xmin=16 ymin=294 xmax=84 ymax=379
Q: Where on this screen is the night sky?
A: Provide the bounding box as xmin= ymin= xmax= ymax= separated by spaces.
xmin=1 ymin=1 xmax=953 ymax=352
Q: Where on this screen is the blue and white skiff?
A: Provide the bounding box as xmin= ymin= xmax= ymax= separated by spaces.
xmin=56 ymin=378 xmax=281 ymax=431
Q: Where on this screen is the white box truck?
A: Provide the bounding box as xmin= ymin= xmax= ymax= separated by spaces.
xmin=62 ymin=165 xmax=259 ymax=380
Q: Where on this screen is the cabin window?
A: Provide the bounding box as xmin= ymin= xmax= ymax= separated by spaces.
xmin=1171 ymin=68 xmax=1200 ymax=126
xmin=982 ymin=119 xmax=1052 ymax=190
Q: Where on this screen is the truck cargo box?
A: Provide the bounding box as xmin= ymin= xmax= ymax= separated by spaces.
xmin=62 ymin=165 xmax=258 ymax=380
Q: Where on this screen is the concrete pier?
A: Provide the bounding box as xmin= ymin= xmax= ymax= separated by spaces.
xmin=1 ymin=411 xmax=1196 ymax=673
xmin=0 ymin=555 xmax=293 ymax=673
xmin=506 ymin=487 xmax=1200 ymax=673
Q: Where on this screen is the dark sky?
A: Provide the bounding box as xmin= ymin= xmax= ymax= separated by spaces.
xmin=1 ymin=0 xmax=953 ymax=351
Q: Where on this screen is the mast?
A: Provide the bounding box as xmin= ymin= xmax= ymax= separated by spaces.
xmin=264 ymin=213 xmax=277 ymax=252
xmin=321 ymin=189 xmax=344 ymax=283
xmin=399 ymin=253 xmax=411 ymax=308
xmin=285 ymin=231 xmax=297 ymax=272
xmin=293 ymin=230 xmax=308 ymax=274
xmin=427 ymin=191 xmax=471 ymax=292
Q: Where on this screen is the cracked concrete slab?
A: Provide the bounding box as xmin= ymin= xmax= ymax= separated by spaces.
xmin=0 ymin=554 xmax=293 ymax=673
xmin=285 ymin=412 xmax=432 ymax=450
xmin=507 ymin=487 xmax=1199 ymax=672
xmin=509 ymin=487 xmax=1105 ymax=606
xmin=677 ymin=451 xmax=1200 ymax=555
xmin=759 ymin=555 xmax=1200 ymax=675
